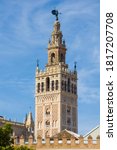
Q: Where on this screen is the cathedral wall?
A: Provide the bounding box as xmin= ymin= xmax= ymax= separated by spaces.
xmin=14 ymin=135 xmax=100 ymax=150
xmin=0 ymin=118 xmax=28 ymax=137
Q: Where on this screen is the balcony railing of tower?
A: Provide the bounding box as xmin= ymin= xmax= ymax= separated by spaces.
xmin=48 ymin=39 xmax=66 ymax=48
xmin=36 ymin=63 xmax=77 ymax=77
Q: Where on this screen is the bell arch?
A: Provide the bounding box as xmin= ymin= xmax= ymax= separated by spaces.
xmin=46 ymin=77 xmax=50 ymax=91
xmin=51 ymin=53 xmax=55 ymax=63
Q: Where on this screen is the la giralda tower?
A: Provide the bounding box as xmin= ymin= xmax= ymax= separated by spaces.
xmin=35 ymin=10 xmax=78 ymax=139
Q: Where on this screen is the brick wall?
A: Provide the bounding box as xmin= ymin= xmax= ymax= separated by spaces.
xmin=14 ymin=135 xmax=100 ymax=150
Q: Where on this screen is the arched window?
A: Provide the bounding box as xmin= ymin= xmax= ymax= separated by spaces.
xmin=67 ymin=106 xmax=71 ymax=114
xmin=74 ymin=85 xmax=77 ymax=94
xmin=65 ymin=81 xmax=66 ymax=91
xmin=68 ymin=78 xmax=70 ymax=92
xmin=46 ymin=108 xmax=50 ymax=115
xmin=62 ymin=80 xmax=65 ymax=91
xmin=45 ymin=120 xmax=50 ymax=126
xmin=41 ymin=82 xmax=44 ymax=92
xmin=51 ymin=53 xmax=55 ymax=63
xmin=71 ymin=84 xmax=73 ymax=93
xmin=51 ymin=80 xmax=54 ymax=91
xmin=55 ymin=80 xmax=58 ymax=90
xmin=46 ymin=77 xmax=50 ymax=91
xmin=60 ymin=53 xmax=64 ymax=62
xmin=37 ymin=83 xmax=40 ymax=93
xmin=67 ymin=118 xmax=71 ymax=125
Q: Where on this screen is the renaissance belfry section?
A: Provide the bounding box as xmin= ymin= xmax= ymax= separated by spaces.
xmin=35 ymin=11 xmax=78 ymax=139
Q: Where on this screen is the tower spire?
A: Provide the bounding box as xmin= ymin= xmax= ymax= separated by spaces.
xmin=48 ymin=9 xmax=64 ymax=47
xmin=74 ymin=61 xmax=77 ymax=74
xmin=47 ymin=10 xmax=66 ymax=66
xmin=37 ymin=59 xmax=39 ymax=68
xmin=36 ymin=59 xmax=39 ymax=74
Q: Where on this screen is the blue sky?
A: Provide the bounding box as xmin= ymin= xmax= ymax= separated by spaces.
xmin=0 ymin=0 xmax=100 ymax=135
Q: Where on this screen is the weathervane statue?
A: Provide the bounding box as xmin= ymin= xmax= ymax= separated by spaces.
xmin=51 ymin=9 xmax=61 ymax=21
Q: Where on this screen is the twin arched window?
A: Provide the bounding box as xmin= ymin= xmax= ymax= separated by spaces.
xmin=51 ymin=52 xmax=65 ymax=63
xmin=38 ymin=121 xmax=42 ymax=129
xmin=37 ymin=78 xmax=59 ymax=93
xmin=52 ymin=120 xmax=57 ymax=127
xmin=50 ymin=80 xmax=59 ymax=91
xmin=37 ymin=82 xmax=44 ymax=92
xmin=61 ymin=79 xmax=77 ymax=94
xmin=62 ymin=79 xmax=70 ymax=92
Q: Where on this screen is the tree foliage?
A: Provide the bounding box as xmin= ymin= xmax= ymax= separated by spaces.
xmin=0 ymin=124 xmax=13 ymax=147
xmin=0 ymin=146 xmax=33 ymax=150
xmin=14 ymin=146 xmax=33 ymax=150
xmin=0 ymin=124 xmax=33 ymax=150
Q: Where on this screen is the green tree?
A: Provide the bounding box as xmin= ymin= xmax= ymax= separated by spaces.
xmin=0 ymin=146 xmax=33 ymax=150
xmin=0 ymin=124 xmax=14 ymax=147
xmin=0 ymin=124 xmax=33 ymax=150
xmin=14 ymin=146 xmax=33 ymax=150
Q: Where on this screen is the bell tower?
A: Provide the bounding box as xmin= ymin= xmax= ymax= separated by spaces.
xmin=35 ymin=10 xmax=78 ymax=139
xmin=47 ymin=20 xmax=66 ymax=66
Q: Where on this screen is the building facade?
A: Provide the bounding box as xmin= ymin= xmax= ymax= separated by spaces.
xmin=35 ymin=17 xmax=78 ymax=139
xmin=0 ymin=112 xmax=34 ymax=138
